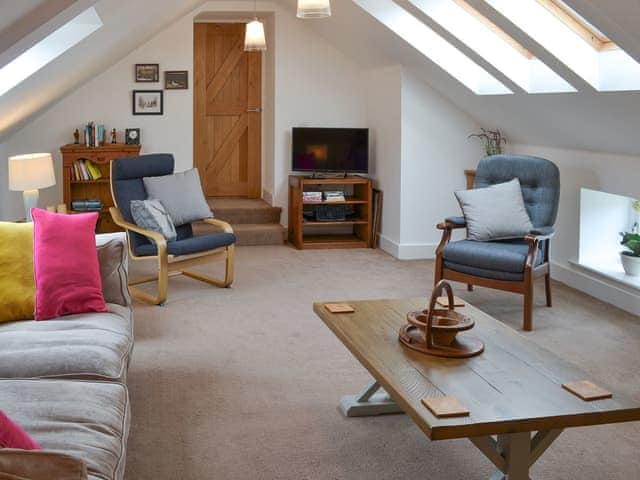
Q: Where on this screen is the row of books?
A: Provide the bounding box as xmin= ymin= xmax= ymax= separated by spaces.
xmin=71 ymin=199 xmax=103 ymax=212
xmin=84 ymin=122 xmax=105 ymax=147
xmin=71 ymin=159 xmax=103 ymax=181
xmin=303 ymin=190 xmax=346 ymax=202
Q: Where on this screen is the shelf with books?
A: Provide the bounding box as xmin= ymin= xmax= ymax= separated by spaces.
xmin=61 ymin=143 xmax=141 ymax=233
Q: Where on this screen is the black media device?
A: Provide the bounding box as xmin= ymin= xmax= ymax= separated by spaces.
xmin=292 ymin=127 xmax=369 ymax=174
xmin=315 ymin=205 xmax=347 ymax=222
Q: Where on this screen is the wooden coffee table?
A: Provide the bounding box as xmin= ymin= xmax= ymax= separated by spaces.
xmin=314 ymin=297 xmax=640 ymax=480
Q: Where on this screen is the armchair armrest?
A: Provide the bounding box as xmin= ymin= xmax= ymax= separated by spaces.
xmin=0 ymin=449 xmax=87 ymax=480
xmin=202 ymin=217 xmax=234 ymax=234
xmin=525 ymin=226 xmax=555 ymax=243
xmin=109 ymin=207 xmax=167 ymax=250
xmin=437 ymin=216 xmax=466 ymax=230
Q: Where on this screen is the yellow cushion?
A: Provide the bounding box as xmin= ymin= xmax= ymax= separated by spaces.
xmin=0 ymin=222 xmax=34 ymax=322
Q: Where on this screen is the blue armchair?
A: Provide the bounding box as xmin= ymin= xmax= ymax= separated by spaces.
xmin=434 ymin=155 xmax=560 ymax=331
xmin=109 ymin=154 xmax=236 ymax=305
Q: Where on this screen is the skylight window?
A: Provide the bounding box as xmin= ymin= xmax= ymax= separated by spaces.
xmin=353 ymin=0 xmax=512 ymax=95
xmin=406 ymin=0 xmax=575 ymax=93
xmin=486 ymin=0 xmax=640 ymax=91
xmin=0 ymin=7 xmax=102 ymax=97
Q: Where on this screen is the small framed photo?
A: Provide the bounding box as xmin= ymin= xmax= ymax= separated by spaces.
xmin=165 ymin=70 xmax=188 ymax=89
xmin=132 ymin=90 xmax=163 ymax=115
xmin=125 ymin=128 xmax=141 ymax=145
xmin=135 ymin=63 xmax=159 ymax=82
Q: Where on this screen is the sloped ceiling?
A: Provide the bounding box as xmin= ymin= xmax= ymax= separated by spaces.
xmin=1 ymin=0 xmax=640 ymax=156
xmin=275 ymin=0 xmax=640 ymax=157
xmin=0 ymin=0 xmax=205 ymax=140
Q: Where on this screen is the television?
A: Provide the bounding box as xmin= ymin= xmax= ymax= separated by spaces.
xmin=292 ymin=127 xmax=369 ymax=173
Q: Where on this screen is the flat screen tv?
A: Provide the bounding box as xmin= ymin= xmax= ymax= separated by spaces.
xmin=292 ymin=127 xmax=369 ymax=173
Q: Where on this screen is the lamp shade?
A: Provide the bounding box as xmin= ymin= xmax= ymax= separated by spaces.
xmin=8 ymin=153 xmax=56 ymax=191
xmin=244 ymin=18 xmax=266 ymax=51
xmin=297 ymin=0 xmax=331 ymax=18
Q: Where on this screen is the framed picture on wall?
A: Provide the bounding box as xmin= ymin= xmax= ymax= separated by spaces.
xmin=132 ymin=90 xmax=163 ymax=115
xmin=165 ymin=70 xmax=188 ymax=89
xmin=135 ymin=63 xmax=159 ymax=82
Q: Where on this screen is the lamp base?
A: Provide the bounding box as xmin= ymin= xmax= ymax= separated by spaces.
xmin=23 ymin=189 xmax=39 ymax=222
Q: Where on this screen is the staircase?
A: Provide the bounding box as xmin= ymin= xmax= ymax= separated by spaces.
xmin=193 ymin=199 xmax=286 ymax=246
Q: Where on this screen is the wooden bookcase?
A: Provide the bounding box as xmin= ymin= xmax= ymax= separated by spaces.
xmin=288 ymin=175 xmax=373 ymax=249
xmin=61 ymin=143 xmax=141 ymax=233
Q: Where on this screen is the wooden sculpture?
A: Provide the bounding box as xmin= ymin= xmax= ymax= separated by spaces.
xmin=399 ymin=280 xmax=484 ymax=358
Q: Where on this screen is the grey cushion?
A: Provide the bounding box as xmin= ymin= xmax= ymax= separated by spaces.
xmin=130 ymin=199 xmax=177 ymax=241
xmin=0 ymin=379 xmax=129 ymax=480
xmin=96 ymin=234 xmax=130 ymax=308
xmin=455 ymin=178 xmax=533 ymax=241
xmin=443 ymin=239 xmax=544 ymax=278
xmin=143 ymin=169 xmax=213 ymax=226
xmin=0 ymin=304 xmax=133 ymax=382
xmin=474 ymin=154 xmax=560 ymax=228
xmin=134 ymin=232 xmax=236 ymax=257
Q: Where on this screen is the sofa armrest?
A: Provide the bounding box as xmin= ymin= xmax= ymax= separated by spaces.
xmin=96 ymin=232 xmax=131 ymax=307
xmin=0 ymin=449 xmax=87 ymax=480
xmin=529 ymin=226 xmax=555 ymax=237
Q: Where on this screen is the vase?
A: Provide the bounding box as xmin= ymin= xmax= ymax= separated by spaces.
xmin=620 ymin=252 xmax=640 ymax=276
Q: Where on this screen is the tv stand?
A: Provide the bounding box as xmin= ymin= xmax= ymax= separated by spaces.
xmin=288 ymin=175 xmax=372 ymax=249
xmin=310 ymin=171 xmax=348 ymax=179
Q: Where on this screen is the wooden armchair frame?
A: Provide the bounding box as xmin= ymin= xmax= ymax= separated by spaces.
xmin=434 ymin=220 xmax=553 ymax=331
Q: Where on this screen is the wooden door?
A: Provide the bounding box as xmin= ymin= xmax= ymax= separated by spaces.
xmin=194 ymin=23 xmax=262 ymax=198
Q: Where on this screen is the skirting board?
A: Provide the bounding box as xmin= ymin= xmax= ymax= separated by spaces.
xmin=552 ymin=261 xmax=640 ymax=317
xmin=379 ymin=235 xmax=437 ymax=260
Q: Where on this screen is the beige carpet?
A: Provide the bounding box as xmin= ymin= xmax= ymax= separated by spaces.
xmin=125 ymin=246 xmax=640 ymax=479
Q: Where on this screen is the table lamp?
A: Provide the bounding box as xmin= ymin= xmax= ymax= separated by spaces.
xmin=8 ymin=153 xmax=56 ymax=222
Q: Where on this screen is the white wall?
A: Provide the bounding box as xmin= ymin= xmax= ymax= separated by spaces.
xmin=399 ymin=70 xmax=483 ymax=259
xmin=365 ymin=65 xmax=402 ymax=252
xmin=510 ymin=143 xmax=640 ymax=315
xmin=0 ymin=0 xmax=367 ymax=222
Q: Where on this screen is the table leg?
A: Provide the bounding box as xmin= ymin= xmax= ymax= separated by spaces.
xmin=470 ymin=429 xmax=563 ymax=479
xmin=339 ymin=379 xmax=404 ymax=417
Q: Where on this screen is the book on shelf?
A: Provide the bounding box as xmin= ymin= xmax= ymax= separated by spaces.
xmin=70 ymin=159 xmax=103 ymax=181
xmin=83 ymin=122 xmax=105 ymax=147
xmin=323 ymin=190 xmax=346 ymax=202
xmin=303 ymin=191 xmax=322 ymax=202
xmin=71 ymin=199 xmax=103 ymax=212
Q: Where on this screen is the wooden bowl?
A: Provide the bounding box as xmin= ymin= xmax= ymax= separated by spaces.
xmin=406 ymin=309 xmax=474 ymax=347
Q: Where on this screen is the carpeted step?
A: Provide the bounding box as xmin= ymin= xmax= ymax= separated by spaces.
xmin=193 ymin=221 xmax=286 ymax=246
xmin=208 ymin=199 xmax=281 ymax=224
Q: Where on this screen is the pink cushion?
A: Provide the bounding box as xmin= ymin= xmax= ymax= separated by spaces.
xmin=31 ymin=209 xmax=107 ymax=320
xmin=0 ymin=410 xmax=40 ymax=450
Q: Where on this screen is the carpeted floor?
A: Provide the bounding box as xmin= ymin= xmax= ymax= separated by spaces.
xmin=125 ymin=246 xmax=640 ymax=480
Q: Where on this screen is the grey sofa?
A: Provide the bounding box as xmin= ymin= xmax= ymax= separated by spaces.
xmin=0 ymin=233 xmax=133 ymax=480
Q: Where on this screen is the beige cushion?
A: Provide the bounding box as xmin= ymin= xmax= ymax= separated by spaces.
xmin=0 ymin=449 xmax=87 ymax=480
xmin=96 ymin=234 xmax=130 ymax=307
xmin=0 ymin=379 xmax=129 ymax=480
xmin=0 ymin=304 xmax=133 ymax=381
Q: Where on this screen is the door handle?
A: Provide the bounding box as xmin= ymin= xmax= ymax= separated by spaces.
xmin=247 ymin=107 xmax=262 ymax=113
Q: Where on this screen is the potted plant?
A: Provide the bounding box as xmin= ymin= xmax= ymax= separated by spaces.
xmin=468 ymin=128 xmax=506 ymax=156
xmin=620 ymin=232 xmax=640 ymax=276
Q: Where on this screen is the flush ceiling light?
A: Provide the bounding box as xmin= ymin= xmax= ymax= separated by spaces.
xmin=297 ymin=0 xmax=332 ymax=19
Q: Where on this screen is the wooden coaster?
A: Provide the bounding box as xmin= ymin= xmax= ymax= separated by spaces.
xmin=436 ymin=296 xmax=465 ymax=308
xmin=421 ymin=396 xmax=469 ymax=418
xmin=562 ymin=380 xmax=613 ymax=401
xmin=324 ymin=303 xmax=355 ymax=314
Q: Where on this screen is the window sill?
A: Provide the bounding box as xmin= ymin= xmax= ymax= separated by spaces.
xmin=569 ymin=257 xmax=640 ymax=292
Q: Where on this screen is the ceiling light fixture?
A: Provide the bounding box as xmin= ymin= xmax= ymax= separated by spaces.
xmin=245 ymin=0 xmax=266 ymax=51
xmin=297 ymin=0 xmax=332 ymax=19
